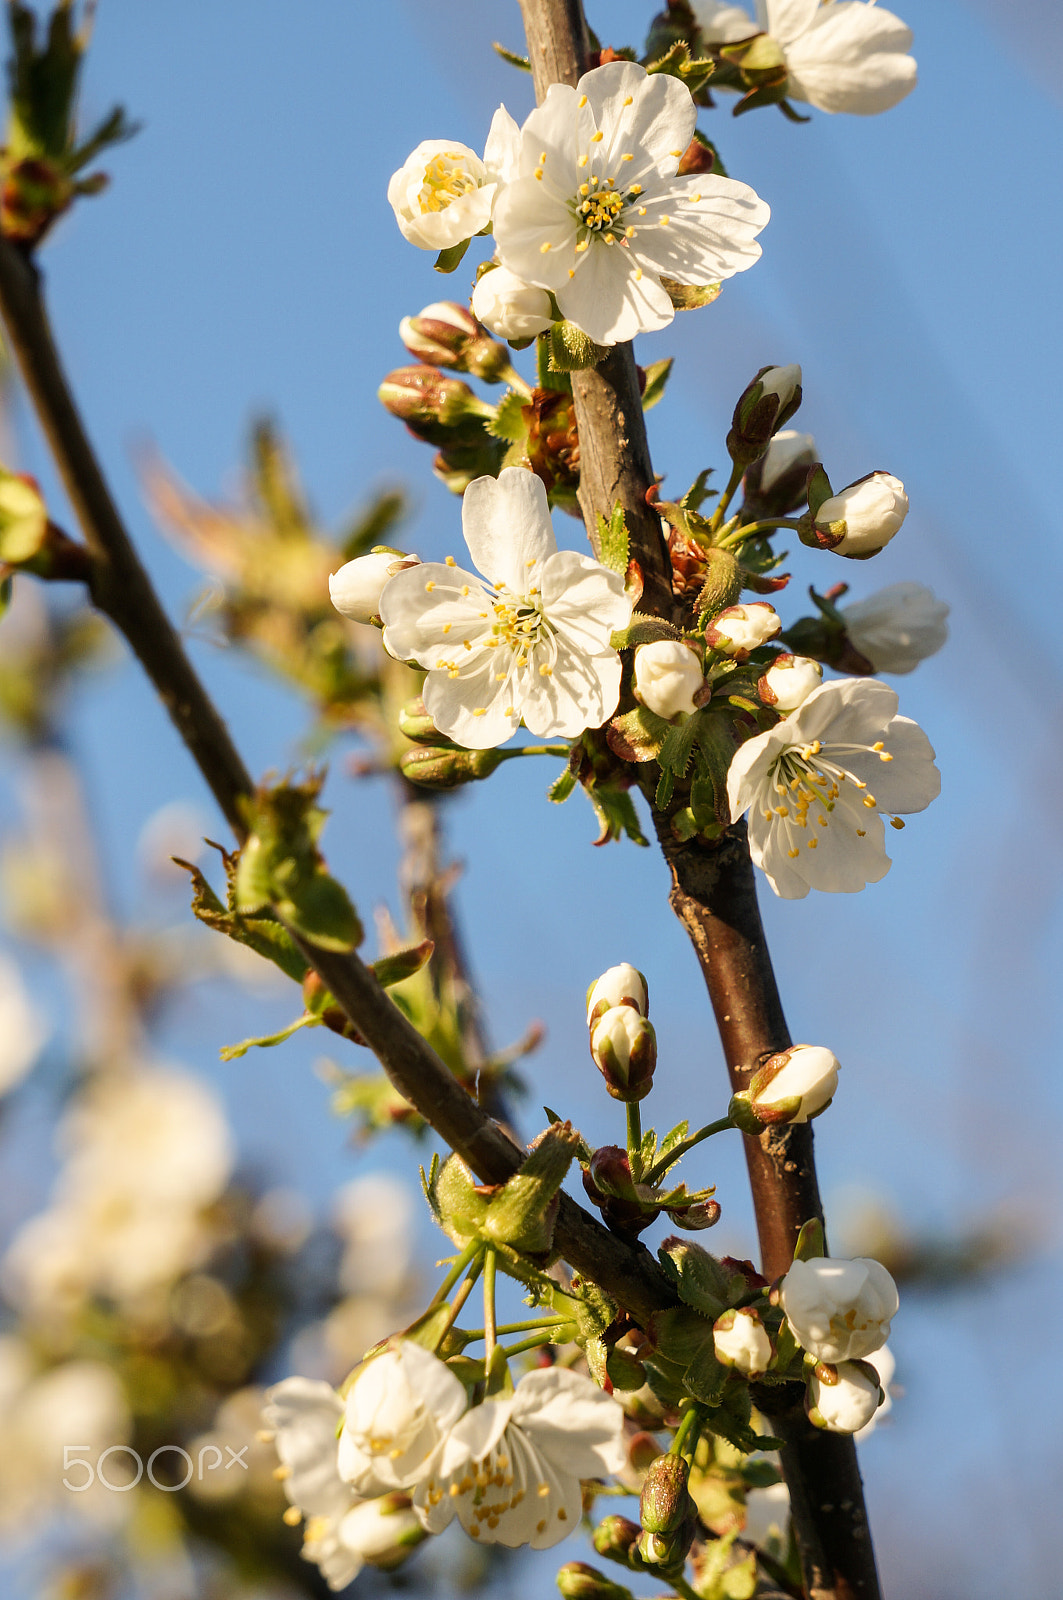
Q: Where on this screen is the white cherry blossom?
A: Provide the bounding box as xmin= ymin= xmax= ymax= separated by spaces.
xmin=586 ymin=962 xmax=648 ymax=1026
xmin=780 ymin=1255 xmax=898 ymax=1363
xmin=841 ymin=581 xmax=949 ymax=674
xmin=755 ymin=428 xmax=817 ymax=494
xmin=338 ymin=1341 xmax=468 ymax=1495
xmin=726 ymin=677 xmax=939 ymax=898
xmin=492 ymin=61 xmax=768 ymax=346
xmin=388 ymin=107 xmax=520 ymax=251
xmin=381 ymin=469 xmax=632 ymax=749
xmin=415 ymin=1366 xmax=625 ymax=1550
xmin=808 ymin=1359 xmax=883 ymax=1433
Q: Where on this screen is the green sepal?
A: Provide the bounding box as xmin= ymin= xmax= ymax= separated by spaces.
xmin=275 ymin=870 xmax=362 ymax=953
xmin=433 ymin=237 xmax=472 ymax=274
xmin=792 ymin=1217 xmax=825 ymax=1263
xmin=177 ymin=848 xmax=309 ymax=984
xmin=550 ymin=320 xmax=608 ymax=372
xmin=641 ymin=357 xmax=673 ymax=411
xmin=721 ymin=33 xmax=786 ymax=74
xmin=481 ymin=1121 xmax=580 ymax=1254
xmin=425 ymin=1153 xmax=489 ymax=1247
xmin=492 ymin=41 xmax=531 ymax=71
xmin=401 ymin=1301 xmax=457 ymax=1355
xmin=486 ymin=388 xmax=530 ymax=443
xmin=608 ymin=704 xmax=672 ymax=764
xmin=541 ymin=1276 xmax=615 ymax=1343
xmin=645 ymin=39 xmax=716 ymax=97
xmin=233 ymin=773 xmax=362 ymax=952
xmin=659 ymin=277 xmax=721 ymax=311
xmin=483 ymin=1342 xmax=514 ymax=1398
xmin=658 ymin=1238 xmax=735 ymax=1319
xmin=610 ymin=613 xmax=682 ymax=650
xmin=806 ymin=464 xmax=833 ymax=519
xmin=547 ymin=765 xmax=578 ymax=804
xmin=597 ymin=504 xmax=630 ymax=577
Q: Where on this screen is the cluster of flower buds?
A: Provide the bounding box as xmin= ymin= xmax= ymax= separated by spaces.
xmin=730 ymin=1043 xmax=840 ymax=1128
xmin=581 ymin=1145 xmax=721 ymax=1237
xmin=587 ymin=964 xmax=655 ymax=1103
xmin=636 ymin=1452 xmax=698 ymax=1571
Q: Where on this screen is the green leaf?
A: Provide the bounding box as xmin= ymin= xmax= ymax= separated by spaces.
xmin=434 ymin=237 xmax=472 ymax=274
xmin=659 ymin=1120 xmax=690 ymax=1159
xmin=660 ymin=277 xmax=722 ymax=311
xmin=587 ymin=782 xmax=648 ymax=847
xmin=371 ymin=940 xmax=434 ymax=988
xmin=492 ymin=41 xmax=532 ymax=71
xmin=793 ymin=1217 xmax=825 ymax=1262
xmin=547 ymin=765 xmax=578 ymax=804
xmin=608 ymin=704 xmax=671 ymax=764
xmin=597 ymin=504 xmax=630 ymax=576
xmin=684 ymin=1338 xmax=728 ymax=1406
xmin=641 ymin=357 xmax=673 ymax=411
xmin=658 ymin=714 xmax=700 ymax=777
xmin=234 ymin=774 xmax=363 ymax=953
xmin=276 ymin=871 xmax=362 ymax=954
xmin=402 ymin=1301 xmax=456 ymax=1354
xmin=219 ymin=1011 xmax=321 ymax=1062
xmin=656 ymin=767 xmax=674 ymax=808
xmin=177 ymin=851 xmax=309 ymax=984
xmin=681 ymin=468 xmax=717 ymax=511
xmin=486 ymin=388 xmax=530 ymax=444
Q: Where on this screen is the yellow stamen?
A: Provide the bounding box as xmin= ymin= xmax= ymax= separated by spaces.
xmin=540 ymin=241 xmax=551 ymax=252
xmin=445 ymin=555 xmax=456 ymax=567
xmin=591 ymin=130 xmax=604 ymax=143
xmin=577 ymin=95 xmax=588 ymax=108
xmin=425 ymin=580 xmax=436 ymax=592
xmin=578 ymin=154 xmax=589 ymax=168
xmin=890 ymin=817 xmax=906 ymax=830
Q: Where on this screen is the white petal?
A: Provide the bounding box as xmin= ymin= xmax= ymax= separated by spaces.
xmin=762 ymin=0 xmax=822 ymax=46
xmin=842 ymin=715 xmax=940 ymax=814
xmin=493 ymin=175 xmax=580 ymax=293
xmin=782 ymin=3 xmax=916 ymax=114
xmin=631 ymin=177 xmax=769 ymax=286
xmin=461 ymin=469 xmax=556 ymax=589
xmin=508 ymin=1368 xmax=627 ymax=1480
xmin=516 ymin=83 xmax=583 ymax=187
xmin=423 ymin=652 xmax=521 ymax=749
xmin=726 ymin=722 xmax=792 ymax=821
xmin=788 ymin=677 xmax=899 ymax=747
xmin=262 ymin=1378 xmax=350 ymax=1521
xmin=483 ymin=104 xmax=522 ymax=185
xmin=541 ymin=550 xmax=633 ymax=646
xmin=380 ymin=563 xmax=493 ymax=666
xmin=522 ymin=639 xmax=622 ymax=739
xmin=578 ymin=61 xmax=696 ymax=176
xmin=557 ymin=238 xmax=674 ymax=345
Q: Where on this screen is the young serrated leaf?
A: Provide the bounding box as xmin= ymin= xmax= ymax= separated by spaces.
xmin=684 ymin=1338 xmax=729 ymax=1406
xmin=641 ymin=357 xmax=673 ymax=411
xmin=607 ymin=705 xmax=670 ymax=764
xmin=656 ymin=767 xmax=674 ymax=808
xmin=639 ymin=1127 xmax=658 ymax=1172
xmin=492 ymin=41 xmax=532 ymax=71
xmin=681 ymin=468 xmax=716 ymax=512
xmin=596 ymin=503 xmax=630 ymax=575
xmin=660 ymin=277 xmax=722 ymax=311
xmin=176 ymin=857 xmax=309 ymax=983
xmin=433 ymin=237 xmax=471 ymax=274
xmin=660 ymin=1121 xmax=690 ymax=1158
xmin=486 ymin=388 xmax=530 ymax=444
xmin=547 ymin=766 xmax=578 ymax=804
xmin=658 ymin=714 xmax=700 ymax=777
xmin=587 ymin=782 xmax=649 ymax=847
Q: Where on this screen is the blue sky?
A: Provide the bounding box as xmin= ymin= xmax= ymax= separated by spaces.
xmin=1 ymin=2 xmax=1061 ymax=1594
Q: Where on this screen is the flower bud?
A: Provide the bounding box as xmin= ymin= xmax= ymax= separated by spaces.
xmin=712 ymin=1307 xmax=773 ymax=1376
xmin=758 ymin=652 xmax=823 ymax=711
xmin=586 ymin=963 xmax=648 ymax=1028
xmin=329 ymin=550 xmax=420 ymax=625
xmin=632 ymin=639 xmax=704 ymax=720
xmin=747 ymin=1044 xmax=839 ymax=1125
xmin=807 ymin=1359 xmax=883 ymax=1434
xmin=839 ymin=582 xmax=949 ymax=675
xmin=727 ymin=365 xmax=803 ymax=468
xmin=397 ymin=696 xmax=450 ymax=746
xmin=635 ymin=1516 xmax=696 ymax=1572
xmin=0 ymin=470 xmax=48 ymax=565
xmin=803 ymin=472 xmax=909 ymax=559
xmin=640 ymin=1453 xmax=694 ymax=1536
xmin=556 ymin=1562 xmax=634 ymax=1600
xmin=399 ymin=745 xmax=504 ymax=789
xmin=593 ymin=1515 xmax=642 ymax=1567
xmin=1 ymin=154 xmax=73 ymax=244
xmin=399 ymin=301 xmax=510 ymax=381
xmin=590 ymin=1006 xmax=657 ymax=1102
xmin=378 ymin=366 xmax=493 ymax=445
xmin=705 ymin=602 xmax=781 ymax=660
xmin=585 ymin=1145 xmax=638 ymax=1202
xmin=665 ymin=1196 xmax=721 ymax=1231
xmin=743 ymin=429 xmax=818 ymax=518
xmin=472 ymin=266 xmax=555 ymax=341
xmin=583 ymin=1148 xmax=659 ymax=1236
xmin=338 ymin=1494 xmax=426 ymax=1569
xmin=779 ymin=1255 xmax=898 ymax=1364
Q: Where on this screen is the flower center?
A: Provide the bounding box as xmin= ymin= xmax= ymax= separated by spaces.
xmin=490 ymin=587 xmax=552 ymax=664
xmin=764 ymin=737 xmax=901 ymax=860
xmin=418 ymin=153 xmax=478 ymax=215
xmin=569 ymin=174 xmax=638 ymax=247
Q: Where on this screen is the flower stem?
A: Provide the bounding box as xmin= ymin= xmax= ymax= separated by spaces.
xmin=709 ymin=460 xmax=745 ymax=534
xmin=498 ymin=1329 xmax=561 ymax=1360
xmin=643 ymin=1115 xmax=735 ymax=1187
xmin=497 ymin=745 xmax=572 ymax=763
xmin=430 ymin=1237 xmax=483 ymax=1306
xmin=482 ymin=1246 xmax=498 ymax=1367
xmin=462 ymin=1316 xmax=568 ymax=1340
xmin=626 ymin=1101 xmax=642 ymax=1175
xmin=670 ymin=1575 xmax=706 ymax=1600
xmin=502 ymin=364 xmax=533 ymax=396
xmin=669 ymin=1402 xmax=703 ymax=1461
xmin=717 ymin=516 xmax=801 ymax=551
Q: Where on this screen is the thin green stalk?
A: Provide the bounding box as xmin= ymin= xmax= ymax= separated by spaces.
xmin=498 ymin=745 xmax=572 ymax=762
xmin=482 ymin=1246 xmax=498 ymax=1366
xmin=717 ymin=516 xmax=802 ymax=551
xmin=669 ymin=1402 xmax=703 ymax=1460
xmin=462 ymin=1316 xmax=568 ymax=1340
xmin=709 ymin=459 xmax=745 ymax=533
xmin=498 ymin=1329 xmax=562 ymax=1360
xmin=429 ymin=1237 xmax=482 ymax=1306
xmin=644 ymin=1115 xmax=735 ymax=1187
xmin=626 ymin=1101 xmax=642 ymax=1176
xmin=670 ymin=1575 xmax=706 ymax=1600
xmin=502 ymin=364 xmax=534 ymax=396
xmin=437 ymin=1256 xmax=484 ymax=1343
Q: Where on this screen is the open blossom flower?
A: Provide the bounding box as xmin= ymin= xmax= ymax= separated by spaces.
xmin=841 ymin=581 xmax=949 ymax=674
xmin=492 ymin=61 xmax=768 ymax=347
xmin=780 ymin=1255 xmax=899 ymax=1363
xmin=263 ymin=1378 xmax=424 ymax=1591
xmin=471 ymin=266 xmax=555 ymax=339
xmin=338 ymin=1341 xmax=468 ymax=1495
xmin=381 ymin=469 xmax=632 ymax=749
xmin=388 ymin=106 xmax=520 ymax=251
xmin=808 ymin=1359 xmax=883 ymax=1434
xmin=726 ymin=677 xmax=940 ymax=898
xmin=703 ymin=1 xmax=917 ymax=115
xmin=415 ymin=1367 xmax=625 ymax=1550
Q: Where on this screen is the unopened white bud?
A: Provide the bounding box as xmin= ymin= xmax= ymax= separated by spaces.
xmin=808 ymin=1360 xmax=883 ymax=1434
xmin=748 ymin=1044 xmax=839 ymax=1125
xmin=758 ymin=430 xmax=818 ymax=494
xmin=705 ymin=603 xmax=781 ymax=660
xmin=586 ymin=963 xmax=648 ymax=1027
xmin=329 ymin=551 xmax=420 ymax=625
xmin=780 ymin=1256 xmax=898 ymax=1364
xmin=590 ymin=1005 xmax=657 ymax=1102
xmin=813 ymin=473 xmax=909 ymax=558
xmin=840 ymin=582 xmax=949 ymax=675
xmin=758 ymin=653 xmax=823 ymax=712
xmin=712 ymin=1307 xmax=773 ymax=1376
xmin=633 ymin=640 xmax=705 ymax=719
xmin=471 ymin=267 xmax=554 ymax=340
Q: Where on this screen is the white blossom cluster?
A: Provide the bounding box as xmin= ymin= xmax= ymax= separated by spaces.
xmin=264 ymin=1340 xmax=626 ymax=1588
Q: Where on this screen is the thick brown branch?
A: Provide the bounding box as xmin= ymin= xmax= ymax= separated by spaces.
xmin=0 ymin=237 xmax=252 ymax=837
